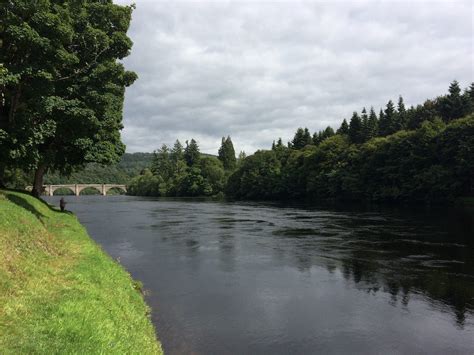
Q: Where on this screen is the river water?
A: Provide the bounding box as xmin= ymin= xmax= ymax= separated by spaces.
xmin=44 ymin=195 xmax=474 ymax=354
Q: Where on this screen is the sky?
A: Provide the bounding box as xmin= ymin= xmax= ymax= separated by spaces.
xmin=115 ymin=0 xmax=473 ymax=154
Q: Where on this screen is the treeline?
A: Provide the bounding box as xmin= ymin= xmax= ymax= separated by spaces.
xmin=227 ymin=81 xmax=474 ymax=202
xmin=127 ymin=138 xmax=243 ymax=196
xmin=129 ymin=81 xmax=473 ymax=202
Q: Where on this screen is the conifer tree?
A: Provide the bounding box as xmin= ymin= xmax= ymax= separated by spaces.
xmin=337 ymin=119 xmax=349 ymax=135
xmin=237 ymin=151 xmax=247 ymax=167
xmin=467 ymin=82 xmax=474 ymax=112
xmin=184 ymin=139 xmax=201 ymax=167
xmin=395 ymin=96 xmax=407 ymax=131
xmin=151 ymin=145 xmax=173 ymax=180
xmin=170 ymin=140 xmax=184 ymax=164
xmin=379 ymin=100 xmax=396 ymax=136
xmin=312 ymin=132 xmax=321 ymax=145
xmin=367 ymin=107 xmax=379 ymax=139
xmin=303 ymin=128 xmax=312 ymax=146
xmin=322 ymin=126 xmax=335 ymax=141
xmin=218 ymin=136 xmax=236 ymax=170
xmin=439 ymin=80 xmax=470 ymax=121
xmin=361 ymin=107 xmax=369 ymax=142
xmin=291 ymin=128 xmax=312 ymax=149
xmin=348 ymin=112 xmax=363 ymax=144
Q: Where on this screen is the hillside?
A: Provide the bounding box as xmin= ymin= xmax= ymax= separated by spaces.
xmin=45 ymin=152 xmax=154 ymax=185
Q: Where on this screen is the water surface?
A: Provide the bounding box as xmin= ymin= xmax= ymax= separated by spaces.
xmin=45 ymin=196 xmax=474 ymax=354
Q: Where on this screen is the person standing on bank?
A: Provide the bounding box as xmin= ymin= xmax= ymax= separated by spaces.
xmin=59 ymin=197 xmax=67 ymax=212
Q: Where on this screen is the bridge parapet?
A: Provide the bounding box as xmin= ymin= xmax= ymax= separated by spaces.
xmin=25 ymin=184 xmax=127 ymax=196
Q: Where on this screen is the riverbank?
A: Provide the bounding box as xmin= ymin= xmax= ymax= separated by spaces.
xmin=0 ymin=190 xmax=162 ymax=353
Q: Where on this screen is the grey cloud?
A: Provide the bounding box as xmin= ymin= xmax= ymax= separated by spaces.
xmin=115 ymin=0 xmax=472 ymax=154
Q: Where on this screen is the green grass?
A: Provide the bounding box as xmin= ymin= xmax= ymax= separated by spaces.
xmin=0 ymin=189 xmax=162 ymax=354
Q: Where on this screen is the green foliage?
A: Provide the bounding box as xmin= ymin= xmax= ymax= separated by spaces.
xmin=379 ymin=100 xmax=396 ymax=136
xmin=348 ymin=111 xmax=364 ymax=144
xmin=312 ymin=126 xmax=335 ymax=145
xmin=218 ymin=136 xmax=237 ymax=170
xmin=43 ymin=153 xmax=153 ymax=185
xmin=0 ymin=189 xmax=162 ymax=353
xmin=0 ymin=0 xmax=136 ymax=194
xmin=184 ymin=139 xmax=200 ymax=167
xmin=226 ymin=150 xmax=282 ymax=199
xmin=227 ymin=108 xmax=473 ymax=203
xmin=291 ymin=127 xmax=312 ymax=149
xmin=127 ymin=169 xmax=163 ymax=196
xmin=337 ymin=119 xmax=349 ymax=135
xmin=128 ymin=139 xmax=226 ymax=197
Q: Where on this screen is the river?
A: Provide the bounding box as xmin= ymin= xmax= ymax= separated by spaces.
xmin=44 ymin=195 xmax=474 ymax=354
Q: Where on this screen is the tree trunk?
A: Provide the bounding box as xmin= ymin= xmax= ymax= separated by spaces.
xmin=31 ymin=164 xmax=47 ymax=198
xmin=0 ymin=164 xmax=5 ymax=188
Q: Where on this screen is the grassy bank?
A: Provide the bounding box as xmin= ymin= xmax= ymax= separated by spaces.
xmin=0 ymin=189 xmax=162 ymax=354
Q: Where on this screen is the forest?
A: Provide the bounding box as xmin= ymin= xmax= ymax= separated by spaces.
xmin=127 ymin=138 xmax=241 ymax=197
xmin=129 ymin=81 xmax=474 ymax=203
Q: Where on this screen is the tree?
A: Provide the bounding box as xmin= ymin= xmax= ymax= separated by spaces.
xmin=0 ymin=1 xmax=137 ymax=196
xmin=151 ymin=145 xmax=173 ymax=180
xmin=395 ymin=96 xmax=407 ymax=131
xmin=468 ymin=82 xmax=474 ymax=110
xmin=361 ymin=107 xmax=369 ymax=142
xmin=170 ymin=140 xmax=184 ymax=164
xmin=365 ymin=107 xmax=379 ymax=140
xmin=349 ymin=112 xmax=364 ymax=144
xmin=312 ymin=130 xmax=330 ymax=145
xmin=200 ymin=156 xmax=225 ymax=195
xmin=226 ymin=150 xmax=282 ymax=199
xmin=337 ymin=119 xmax=349 ymax=135
xmin=438 ymin=80 xmax=470 ymax=121
xmin=291 ymin=127 xmax=312 ymax=149
xmin=312 ymin=131 xmax=321 ymax=145
xmin=315 ymin=126 xmax=335 ymax=144
xmin=218 ymin=135 xmax=236 ymax=170
xmin=379 ymin=100 xmax=396 ymax=136
xmin=184 ymin=139 xmax=200 ymax=167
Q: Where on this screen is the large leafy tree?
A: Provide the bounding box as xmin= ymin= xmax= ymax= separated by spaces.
xmin=0 ymin=0 xmax=137 ymax=196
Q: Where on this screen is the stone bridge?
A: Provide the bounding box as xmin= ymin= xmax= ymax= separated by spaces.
xmin=26 ymin=184 xmax=127 ymax=196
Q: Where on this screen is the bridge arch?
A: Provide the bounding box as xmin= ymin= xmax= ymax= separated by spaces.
xmin=51 ymin=186 xmax=75 ymax=196
xmin=77 ymin=185 xmax=102 ymax=195
xmin=26 ymin=184 xmax=128 ymax=196
xmin=104 ymin=185 xmax=127 ymax=195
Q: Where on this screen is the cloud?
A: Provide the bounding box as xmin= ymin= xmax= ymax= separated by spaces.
xmin=115 ymin=0 xmax=473 ymax=154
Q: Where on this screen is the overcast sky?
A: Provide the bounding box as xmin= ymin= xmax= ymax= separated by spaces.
xmin=115 ymin=0 xmax=472 ymax=154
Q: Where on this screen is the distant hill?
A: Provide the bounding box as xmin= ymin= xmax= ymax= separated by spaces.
xmin=45 ymin=153 xmax=154 ymax=185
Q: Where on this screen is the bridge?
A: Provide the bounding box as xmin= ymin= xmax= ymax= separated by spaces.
xmin=26 ymin=184 xmax=127 ymax=196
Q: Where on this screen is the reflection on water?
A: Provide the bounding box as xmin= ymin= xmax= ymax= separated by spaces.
xmin=45 ymin=196 xmax=474 ymax=354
